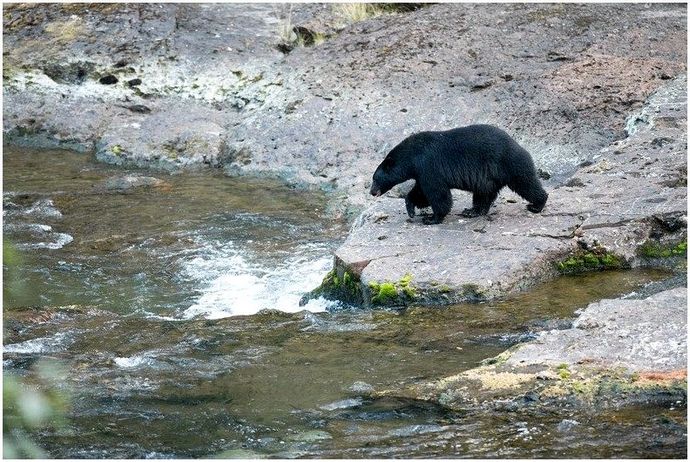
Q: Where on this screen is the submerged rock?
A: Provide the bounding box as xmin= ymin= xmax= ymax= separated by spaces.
xmin=286 ymin=430 xmax=332 ymax=443
xmin=348 ymin=381 xmax=375 ymax=394
xmin=380 ymin=288 xmax=687 ymax=411
xmin=94 ymin=175 xmax=169 ymax=193
xmin=556 ymin=419 xmax=580 ymax=433
xmin=318 ymin=397 xmax=363 ymax=411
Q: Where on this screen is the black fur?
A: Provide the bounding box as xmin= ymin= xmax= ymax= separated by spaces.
xmin=370 ymin=124 xmax=548 ymax=225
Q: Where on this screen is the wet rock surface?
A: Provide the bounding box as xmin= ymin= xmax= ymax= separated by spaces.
xmin=380 ymin=288 xmax=687 ymax=411
xmin=3 ymin=3 xmax=686 ymax=202
xmin=508 ymin=288 xmax=687 ymax=372
xmin=94 ymin=174 xmax=169 ymax=193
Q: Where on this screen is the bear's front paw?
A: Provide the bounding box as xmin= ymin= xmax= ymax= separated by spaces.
xmin=405 ymin=198 xmax=416 ymax=218
xmin=527 ymin=203 xmax=545 ymax=213
xmin=460 ymin=207 xmax=481 ymax=218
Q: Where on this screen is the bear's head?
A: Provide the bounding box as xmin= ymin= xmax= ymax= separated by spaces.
xmin=370 ymin=143 xmax=414 ymax=197
xmin=370 ymin=156 xmax=396 ymax=196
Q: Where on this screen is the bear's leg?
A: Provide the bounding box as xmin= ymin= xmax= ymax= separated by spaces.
xmin=461 ymin=190 xmax=499 ymax=217
xmin=509 ymin=177 xmax=548 ymax=213
xmin=420 ymin=184 xmax=452 ymax=225
xmin=405 ymin=183 xmax=430 ymax=218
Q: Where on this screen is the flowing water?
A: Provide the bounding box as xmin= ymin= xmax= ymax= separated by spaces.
xmin=3 ymin=147 xmax=686 ymax=458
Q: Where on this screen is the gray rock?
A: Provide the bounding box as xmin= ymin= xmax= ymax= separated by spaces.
xmin=348 ymin=381 xmax=375 ymax=394
xmin=95 ymin=175 xmax=167 ymax=192
xmin=508 ymin=288 xmax=687 ymax=372
xmin=285 ymin=430 xmax=332 ymax=442
xmin=387 ymin=424 xmax=447 ymax=437
xmin=380 ymin=288 xmax=687 ymax=411
xmin=318 ymin=397 xmax=363 ymax=411
xmin=3 ymin=3 xmax=687 ymax=206
xmin=324 ymin=76 xmax=687 ymax=306
xmin=556 ymin=419 xmax=580 ymax=433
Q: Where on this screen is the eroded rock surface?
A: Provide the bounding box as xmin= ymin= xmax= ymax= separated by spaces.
xmin=379 ymin=288 xmax=687 ymax=410
xmin=3 ymin=3 xmax=686 ymax=210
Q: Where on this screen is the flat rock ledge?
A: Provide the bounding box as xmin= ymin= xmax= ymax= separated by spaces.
xmin=302 ymin=76 xmax=687 ymax=308
xmin=376 ymin=288 xmax=687 ymax=411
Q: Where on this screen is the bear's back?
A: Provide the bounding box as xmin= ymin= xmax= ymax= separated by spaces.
xmin=418 ymin=125 xmax=518 ymax=163
xmin=411 ymin=125 xmax=535 ymax=188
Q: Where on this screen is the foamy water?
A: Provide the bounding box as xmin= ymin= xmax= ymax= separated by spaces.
xmin=3 ymin=196 xmax=73 ymax=249
xmin=179 ymin=240 xmax=338 ymax=319
xmin=3 ymin=332 xmax=73 ymax=354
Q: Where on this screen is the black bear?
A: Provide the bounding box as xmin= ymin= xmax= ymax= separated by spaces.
xmin=369 ymin=124 xmax=548 ymax=224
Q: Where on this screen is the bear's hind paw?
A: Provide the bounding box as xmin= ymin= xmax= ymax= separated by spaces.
xmin=422 ymin=215 xmax=444 ymax=225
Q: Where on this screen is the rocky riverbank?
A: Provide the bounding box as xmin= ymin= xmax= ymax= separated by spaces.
xmin=4 ymin=2 xmax=687 ymax=414
xmin=376 ymin=288 xmax=687 ymax=412
xmin=3 ymin=3 xmax=686 ymax=208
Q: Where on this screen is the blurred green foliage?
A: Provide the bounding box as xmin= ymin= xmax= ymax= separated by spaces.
xmin=3 ymin=240 xmax=71 ymax=458
xmin=3 ymin=362 xmax=71 ymax=458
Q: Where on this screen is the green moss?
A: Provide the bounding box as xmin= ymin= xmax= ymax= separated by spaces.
xmin=398 ymin=273 xmax=417 ymax=298
xmin=637 ymin=239 xmax=687 ymax=259
xmin=342 ymin=271 xmax=352 ymax=286
xmin=570 ymin=379 xmax=595 ymax=395
xmin=556 ymin=363 xmax=572 ymax=379
xmin=461 ymin=283 xmax=486 ymax=300
xmin=303 ymin=269 xmax=363 ymax=306
xmin=312 ymin=32 xmax=327 ymax=45
xmin=480 ymin=348 xmax=515 ymax=366
xmin=368 ymin=273 xmax=417 ymax=306
xmin=111 ymin=145 xmax=122 ymax=156
xmin=555 ymin=248 xmax=625 ymax=274
xmin=370 ymin=282 xmax=397 ymax=305
xmin=582 ymin=253 xmax=600 ymax=267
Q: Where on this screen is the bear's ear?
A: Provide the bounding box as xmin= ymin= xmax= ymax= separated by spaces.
xmin=380 ymin=156 xmax=395 ymax=171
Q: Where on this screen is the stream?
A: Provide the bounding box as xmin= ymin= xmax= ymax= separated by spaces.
xmin=3 ymin=146 xmax=686 ymax=458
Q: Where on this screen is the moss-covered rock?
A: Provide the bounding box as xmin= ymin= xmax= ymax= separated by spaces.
xmin=555 ymin=247 xmax=626 ymax=274
xmin=637 ymin=239 xmax=687 ymax=259
xmin=384 ymin=359 xmax=687 ymax=413
xmin=299 ymin=268 xmax=364 ymax=307
xmin=368 ymin=273 xmax=418 ymax=306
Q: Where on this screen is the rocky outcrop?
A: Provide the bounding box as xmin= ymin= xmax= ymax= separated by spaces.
xmin=377 ymin=288 xmax=687 ymax=410
xmin=306 ymin=75 xmax=687 ymax=307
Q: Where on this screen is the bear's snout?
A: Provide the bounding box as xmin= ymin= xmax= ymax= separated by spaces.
xmin=370 ymin=183 xmax=382 ymax=197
